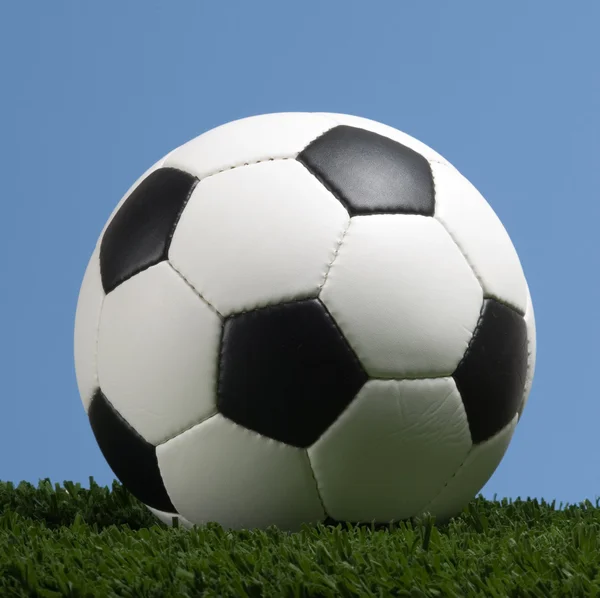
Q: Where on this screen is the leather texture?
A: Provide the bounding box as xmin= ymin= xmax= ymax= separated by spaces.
xmin=164 ymin=112 xmax=335 ymax=180
xmin=218 ymin=299 xmax=368 ymax=448
xmin=73 ymin=243 xmax=103 ymax=412
xmin=298 ymin=125 xmax=435 ymax=216
xmin=156 ymin=413 xmax=326 ymax=530
xmin=74 ymin=156 xmax=171 ymax=411
xmin=453 ymin=299 xmax=528 ymax=444
xmin=319 ymin=214 xmax=483 ymax=378
xmin=318 ymin=113 xmax=454 ymax=167
xmin=519 ymin=284 xmax=537 ymax=417
xmin=73 ymin=112 xmax=536 ymax=530
xmin=88 ymin=389 xmax=176 ymax=513
xmin=97 ymin=261 xmax=220 ymax=446
xmin=419 ymin=415 xmax=519 ymax=523
xmin=100 ymin=168 xmax=198 ymax=294
xmin=308 ymin=378 xmax=471 ymax=522
xmin=169 ymin=159 xmax=349 ymax=317
xmin=431 ymin=161 xmax=527 ymax=314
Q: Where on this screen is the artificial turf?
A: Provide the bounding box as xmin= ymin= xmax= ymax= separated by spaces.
xmin=1 ymin=478 xmax=599 ymax=597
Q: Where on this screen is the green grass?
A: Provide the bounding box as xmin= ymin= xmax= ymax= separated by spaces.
xmin=1 ymin=478 xmax=599 ymax=597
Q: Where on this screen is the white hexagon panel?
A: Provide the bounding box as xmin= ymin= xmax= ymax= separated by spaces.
xmin=74 ymin=112 xmax=536 ymax=531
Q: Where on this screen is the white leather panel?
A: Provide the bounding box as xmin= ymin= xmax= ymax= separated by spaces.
xmin=157 ymin=413 xmax=326 ymax=531
xmin=75 ymin=157 xmax=172 ymax=412
xmin=164 ymin=112 xmax=336 ymax=180
xmin=74 ymin=244 xmax=104 ymax=411
xmin=432 ymin=161 xmax=527 ymax=314
xmin=308 ymin=378 xmax=472 ymax=522
xmin=169 ymin=159 xmax=349 ymax=317
xmin=97 ymin=262 xmax=221 ymax=445
xmin=419 ymin=415 xmax=518 ymax=522
xmin=320 ymin=215 xmax=483 ymax=378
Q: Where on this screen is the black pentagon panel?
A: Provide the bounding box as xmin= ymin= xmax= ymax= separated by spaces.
xmin=88 ymin=389 xmax=176 ymax=513
xmin=297 ymin=125 xmax=435 ymax=216
xmin=453 ymin=299 xmax=528 ymax=445
xmin=217 ymin=299 xmax=368 ymax=448
xmin=100 ymin=168 xmax=198 ymax=294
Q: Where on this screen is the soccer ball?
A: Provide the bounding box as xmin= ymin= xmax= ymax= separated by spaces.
xmin=74 ymin=112 xmax=536 ymax=531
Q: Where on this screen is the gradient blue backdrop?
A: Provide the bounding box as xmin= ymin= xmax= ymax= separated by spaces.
xmin=1 ymin=1 xmax=598 ymax=507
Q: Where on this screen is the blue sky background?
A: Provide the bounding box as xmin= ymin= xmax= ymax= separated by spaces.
xmin=1 ymin=1 xmax=598 ymax=508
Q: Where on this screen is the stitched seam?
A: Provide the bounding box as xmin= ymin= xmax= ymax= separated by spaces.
xmin=167 ymin=261 xmax=224 ymax=319
xmin=433 ymin=216 xmax=525 ymax=316
xmin=417 ymin=446 xmax=474 ymax=516
xmin=413 ymin=383 xmax=472 ymax=516
xmin=216 ymin=312 xmax=226 ymax=417
xmin=156 ymin=405 xmax=329 ymax=523
xmin=371 ymin=372 xmax=453 ymax=381
xmin=216 ymin=298 xmax=368 ymax=449
xmin=303 ymin=123 xmax=340 ymax=149
xmin=156 ymin=410 xmax=219 ymax=448
xmin=522 ymin=336 xmax=534 ymax=412
xmin=526 ymin=296 xmax=535 ymax=377
xmin=217 ymin=297 xmax=366 ymax=382
xmin=97 ymin=321 xmax=219 ymax=449
xmin=96 ymin=390 xmax=146 ymax=443
xmin=93 ymin=264 xmax=220 ymax=451
xmin=318 ymin=298 xmax=368 ymax=382
xmin=318 ymin=218 xmax=351 ymax=294
xmin=167 ymin=178 xmax=200 ymax=244
xmin=433 ymin=222 xmax=485 ymax=302
xmin=92 ymin=279 xmax=105 ymax=404
xmin=304 ymin=449 xmax=329 ymax=519
xmin=430 ymin=160 xmax=488 ymax=290
xmin=297 ymin=159 xmax=353 ymax=215
xmin=306 ymin=299 xmax=368 ymax=443
xmin=149 ymin=263 xmax=223 ymax=447
xmin=193 ymin=156 xmax=295 ymax=185
xmin=91 ymin=390 xmax=177 ymax=512
xmin=430 ymin=164 xmax=525 ymax=317
xmin=316 ymin=112 xmax=343 ymax=128
xmin=161 ymin=128 xmax=342 ymax=312
xmin=418 ymin=413 xmax=519 ymax=517
xmin=527 ymin=325 xmax=534 ymax=382
xmin=435 ymin=207 xmax=525 ymax=319
xmin=217 ymin=292 xmax=320 ymax=320
xmin=171 ymin=122 xmax=338 ymax=187
xmin=454 ymin=300 xmax=486 ymax=375
xmin=156 ymin=297 xmax=224 ymax=446
xmin=484 ymin=293 xmax=525 ymax=316
xmin=520 ymin=300 xmax=535 ymax=414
